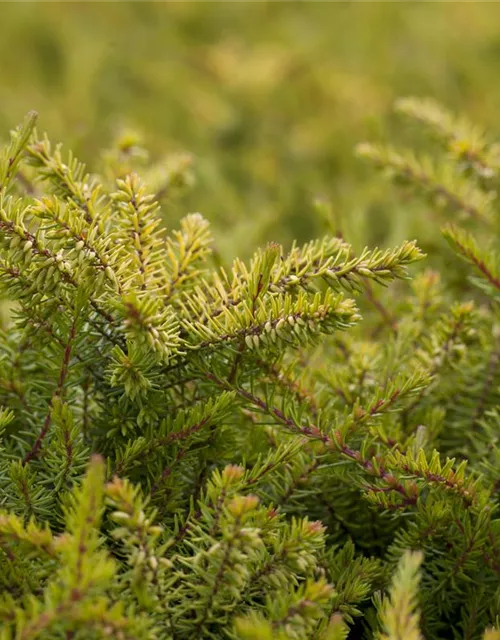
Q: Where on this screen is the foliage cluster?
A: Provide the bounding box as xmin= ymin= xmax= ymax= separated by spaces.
xmin=0 ymin=95 xmax=499 ymax=639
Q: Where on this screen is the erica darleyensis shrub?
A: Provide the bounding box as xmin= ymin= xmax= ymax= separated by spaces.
xmin=0 ymin=102 xmax=499 ymax=639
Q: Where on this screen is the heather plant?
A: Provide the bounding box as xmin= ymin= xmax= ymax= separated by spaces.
xmin=0 ymin=101 xmax=499 ymax=640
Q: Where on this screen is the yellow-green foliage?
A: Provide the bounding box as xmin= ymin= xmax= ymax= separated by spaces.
xmin=1 ymin=5 xmax=500 ymax=638
xmin=2 ymin=3 xmax=500 ymax=256
xmin=0 ymin=99 xmax=499 ymax=638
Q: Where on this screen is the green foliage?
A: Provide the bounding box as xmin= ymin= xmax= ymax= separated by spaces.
xmin=0 ymin=97 xmax=500 ymax=639
xmin=4 ymin=3 xmax=500 ymax=259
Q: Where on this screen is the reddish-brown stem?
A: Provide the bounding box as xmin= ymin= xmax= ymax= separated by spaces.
xmin=23 ymin=317 xmax=78 ymax=464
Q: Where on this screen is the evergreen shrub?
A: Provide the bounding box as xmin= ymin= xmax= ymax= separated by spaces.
xmin=0 ymin=100 xmax=499 ymax=639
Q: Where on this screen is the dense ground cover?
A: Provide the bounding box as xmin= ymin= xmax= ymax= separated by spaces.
xmin=1 ymin=4 xmax=500 ymax=639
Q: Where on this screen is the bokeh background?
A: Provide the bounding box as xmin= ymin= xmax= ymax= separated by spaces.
xmin=2 ymin=2 xmax=500 ymax=259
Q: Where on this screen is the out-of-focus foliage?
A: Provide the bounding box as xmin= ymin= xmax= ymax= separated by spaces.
xmin=3 ymin=2 xmax=500 ymax=258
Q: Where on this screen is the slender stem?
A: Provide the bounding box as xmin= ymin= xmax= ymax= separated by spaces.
xmin=23 ymin=316 xmax=78 ymax=464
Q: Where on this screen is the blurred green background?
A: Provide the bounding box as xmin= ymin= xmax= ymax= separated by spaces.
xmin=2 ymin=2 xmax=500 ymax=258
